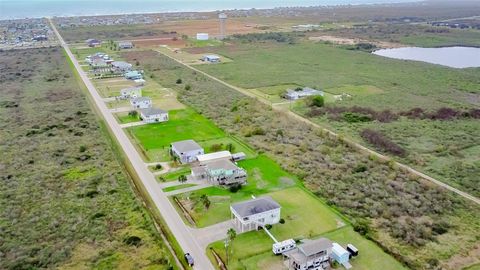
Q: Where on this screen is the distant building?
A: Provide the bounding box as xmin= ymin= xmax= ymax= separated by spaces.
xmin=196 ymin=33 xmax=209 ymax=40
xmin=284 ymin=87 xmax=324 ymax=100
xmin=191 ymin=158 xmax=247 ymax=186
xmin=118 ymin=41 xmax=134 ymax=49
xmin=86 ymin=39 xmax=102 ymax=47
xmin=130 ymin=96 xmax=152 ymax=109
xmin=120 ymin=87 xmax=142 ymax=99
xmin=284 ymin=238 xmax=333 ymax=270
xmin=230 ymin=196 xmax=281 ymax=233
xmin=171 ymin=140 xmax=205 ymax=164
xmin=202 ymin=54 xmax=221 ymax=63
xmin=125 ymin=70 xmax=143 ymax=80
xmin=112 ymin=61 xmax=133 ymax=72
xmin=32 ymin=35 xmax=48 ymax=41
xmin=140 ymin=107 xmax=169 ymax=123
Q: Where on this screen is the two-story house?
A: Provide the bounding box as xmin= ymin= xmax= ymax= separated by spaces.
xmin=284 ymin=238 xmax=333 ymax=270
xmin=230 ymin=196 xmax=281 ymax=233
xmin=171 ymin=140 xmax=205 ymax=164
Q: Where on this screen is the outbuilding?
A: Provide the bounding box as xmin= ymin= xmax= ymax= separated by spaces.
xmin=332 ymin=243 xmax=351 ymax=269
xmin=125 ymin=70 xmax=143 ymax=80
xmin=112 ymin=61 xmax=133 ymax=72
xmin=196 ymin=151 xmax=232 ymax=164
xmin=202 ymin=54 xmax=221 ymax=63
xmin=118 ymin=41 xmax=134 ymax=49
xmin=86 ymin=39 xmax=102 ymax=47
xmin=196 ymin=33 xmax=209 ymax=40
xmin=140 ymin=107 xmax=169 ymax=123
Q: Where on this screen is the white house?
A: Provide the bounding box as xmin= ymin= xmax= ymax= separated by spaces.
xmin=284 ymin=238 xmax=333 ymax=270
xmin=230 ymin=196 xmax=281 ymax=233
xmin=171 ymin=140 xmax=205 ymax=164
xmin=190 ymin=159 xmax=247 ymax=186
xmin=130 ymin=97 xmax=152 ymax=109
xmin=196 ymin=33 xmax=209 ymax=40
xmin=140 ymin=107 xmax=169 ymax=123
xmin=284 ymin=87 xmax=324 ymax=100
xmin=203 ymin=54 xmax=221 ymax=63
xmin=118 ymin=41 xmax=134 ymax=49
xmin=120 ymin=87 xmax=142 ymax=99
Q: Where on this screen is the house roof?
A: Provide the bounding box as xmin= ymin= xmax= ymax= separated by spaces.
xmin=299 ymin=238 xmax=333 ymax=256
xmin=112 ymin=61 xmax=132 ymax=68
xmin=132 ymin=97 xmax=151 ymax=103
xmin=204 ymin=54 xmax=220 ymax=59
xmin=125 ymin=71 xmax=142 ymax=76
xmin=171 ymin=140 xmax=203 ymax=153
xmin=205 ymin=159 xmax=239 ymax=171
xmin=140 ymin=107 xmax=167 ymax=117
xmin=118 ymin=41 xmax=133 ymax=45
xmin=332 ymin=242 xmax=349 ymax=256
xmin=121 ymin=86 xmax=142 ymax=93
xmin=231 ymin=196 xmax=280 ymax=218
xmin=197 ymin=151 xmax=231 ymax=163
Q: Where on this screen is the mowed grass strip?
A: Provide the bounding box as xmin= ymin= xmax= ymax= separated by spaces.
xmin=127 ymin=108 xmax=225 ymax=150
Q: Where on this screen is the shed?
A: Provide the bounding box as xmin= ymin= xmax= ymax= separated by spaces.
xmin=332 ymin=243 xmax=351 ymax=268
xmin=232 ymin=152 xmax=246 ymax=161
xmin=196 ymin=151 xmax=232 ymax=164
xmin=203 ymin=54 xmax=221 ymax=63
xmin=196 ymin=33 xmax=209 ymax=40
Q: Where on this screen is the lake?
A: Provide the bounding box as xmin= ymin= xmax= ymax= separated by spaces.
xmin=373 ymin=47 xmax=480 ymax=68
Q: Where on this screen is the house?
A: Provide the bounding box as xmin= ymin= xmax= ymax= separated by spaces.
xmin=196 ymin=33 xmax=209 ymax=40
xmin=332 ymin=243 xmax=351 ymax=269
xmin=91 ymin=58 xmax=108 ymax=68
xmin=230 ymin=196 xmax=281 ymax=233
xmin=120 ymin=87 xmax=142 ymax=99
xmin=86 ymin=39 xmax=102 ymax=47
xmin=125 ymin=70 xmax=143 ymax=80
xmin=284 ymin=238 xmax=333 ymax=270
xmin=196 ymin=151 xmax=232 ymax=164
xmin=140 ymin=107 xmax=169 ymax=123
xmin=190 ymin=159 xmax=247 ymax=186
xmin=202 ymin=54 xmax=221 ymax=63
xmin=284 ymin=87 xmax=324 ymax=100
xmin=134 ymin=79 xmax=146 ymax=86
xmin=112 ymin=61 xmax=133 ymax=72
xmin=171 ymin=140 xmax=204 ymax=164
xmin=118 ymin=41 xmax=134 ymax=49
xmin=130 ymin=97 xmax=152 ymax=109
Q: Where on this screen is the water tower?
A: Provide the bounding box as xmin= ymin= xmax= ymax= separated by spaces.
xmin=219 ymin=13 xmax=227 ymax=40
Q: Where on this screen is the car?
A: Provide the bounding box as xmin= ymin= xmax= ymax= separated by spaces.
xmin=184 ymin=253 xmax=194 ymax=266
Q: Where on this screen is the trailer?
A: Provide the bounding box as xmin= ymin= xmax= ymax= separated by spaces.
xmin=272 ymin=239 xmax=296 ymax=255
xmin=346 ymin=244 xmax=359 ymax=258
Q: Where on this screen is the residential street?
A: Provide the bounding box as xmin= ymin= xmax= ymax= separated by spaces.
xmin=49 ymin=19 xmax=216 ymax=270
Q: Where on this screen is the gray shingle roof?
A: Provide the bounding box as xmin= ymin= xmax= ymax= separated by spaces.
xmin=140 ymin=107 xmax=167 ymax=117
xmin=206 ymin=159 xmax=239 ymax=171
xmin=171 ymin=140 xmax=203 ymax=153
xmin=231 ymin=196 xmax=280 ymax=218
xmin=298 ymin=238 xmax=333 ymax=257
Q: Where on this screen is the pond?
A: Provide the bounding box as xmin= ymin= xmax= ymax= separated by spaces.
xmin=373 ymin=46 xmax=480 ymax=68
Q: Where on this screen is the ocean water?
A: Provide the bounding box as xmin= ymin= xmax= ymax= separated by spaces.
xmin=0 ymin=0 xmax=417 ymax=20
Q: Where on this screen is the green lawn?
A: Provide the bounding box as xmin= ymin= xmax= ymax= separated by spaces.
xmin=127 ymin=108 xmax=225 ymax=161
xmin=116 ymin=113 xmax=140 ymax=124
xmin=198 ymin=137 xmax=257 ymax=158
xmin=158 ymin=167 xmax=191 ymax=182
xmin=163 ymin=184 xmax=197 ymax=192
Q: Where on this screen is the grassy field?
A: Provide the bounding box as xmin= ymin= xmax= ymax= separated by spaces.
xmin=163 ymin=184 xmax=197 ymax=192
xmin=158 ymin=167 xmax=191 ymax=182
xmin=0 ymin=48 xmax=175 ymax=269
xmin=195 ymin=40 xmax=480 ymax=197
xmin=127 ymin=108 xmax=257 ymax=161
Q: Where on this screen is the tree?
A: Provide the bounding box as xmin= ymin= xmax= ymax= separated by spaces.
xmin=200 ymin=194 xmax=210 ymax=209
xmin=178 ymin=175 xmax=187 ymax=183
xmin=128 ymin=110 xmax=138 ymax=117
xmin=176 ymin=78 xmax=182 ymax=84
xmin=226 ymin=228 xmax=236 ymax=265
xmin=308 ymin=95 xmax=324 ymax=107
xmin=226 ymin=143 xmax=235 ymax=152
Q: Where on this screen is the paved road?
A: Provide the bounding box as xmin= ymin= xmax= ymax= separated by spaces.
xmin=49 ymin=19 xmax=216 ymax=270
xmin=156 ymin=49 xmax=480 ymax=206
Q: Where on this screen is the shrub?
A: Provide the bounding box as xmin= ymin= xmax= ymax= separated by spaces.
xmin=265 ymin=224 xmax=273 ymax=230
xmin=128 ymin=110 xmax=138 ymax=117
xmin=343 ymin=112 xmax=372 ymax=123
xmin=210 ymin=143 xmax=223 ymax=152
xmin=123 ymin=235 xmax=142 ymax=246
xmin=185 ymin=84 xmax=191 ymax=91
xmin=229 ymin=183 xmax=242 ymax=193
xmin=176 ymin=78 xmax=182 ymax=84
xmin=178 ymin=175 xmax=187 ymax=183
xmin=361 ymin=129 xmax=406 ymax=156
xmin=155 ymin=164 xmax=163 ymax=170
xmin=353 ymin=164 xmax=367 ymax=173
xmin=79 ymin=145 xmax=87 ymax=152
xmin=353 ymin=219 xmax=371 ymax=236
xmin=279 ymin=218 xmax=285 ymax=224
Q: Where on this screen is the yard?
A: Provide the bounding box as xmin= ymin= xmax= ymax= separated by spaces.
xmin=126 ymin=108 xmax=257 ymax=161
xmin=208 ymin=225 xmax=407 ymax=270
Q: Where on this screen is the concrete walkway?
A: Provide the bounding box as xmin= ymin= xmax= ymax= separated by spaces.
xmin=164 ymin=183 xmax=213 ymax=196
xmin=50 ymin=19 xmax=215 ymax=270
xmin=191 ymin=220 xmax=236 ymax=249
xmin=109 ymin=106 xmax=131 ymax=113
xmin=120 ymin=121 xmax=147 ymax=128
